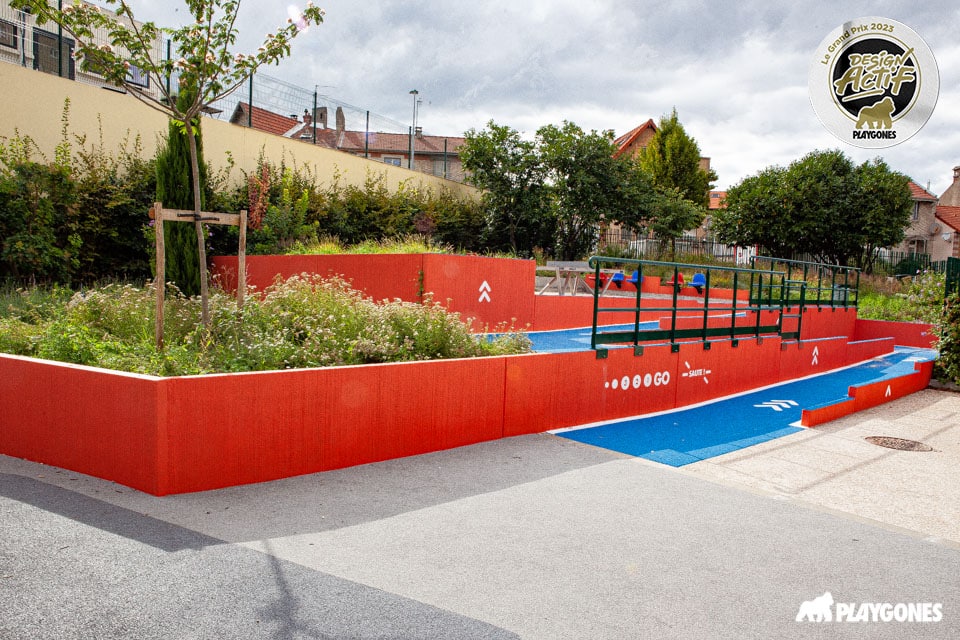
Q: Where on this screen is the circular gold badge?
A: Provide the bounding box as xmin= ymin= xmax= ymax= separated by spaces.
xmin=809 ymin=17 xmax=939 ymax=148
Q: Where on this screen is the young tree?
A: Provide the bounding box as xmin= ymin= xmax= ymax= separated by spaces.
xmin=14 ymin=0 xmax=325 ymax=326
xmin=646 ymin=187 xmax=704 ymax=259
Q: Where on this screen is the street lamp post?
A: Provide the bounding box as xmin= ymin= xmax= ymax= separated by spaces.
xmin=409 ymin=89 xmax=419 ymax=170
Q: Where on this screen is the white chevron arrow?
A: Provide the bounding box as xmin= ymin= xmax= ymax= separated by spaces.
xmin=753 ymin=399 xmax=799 ymax=412
xmin=478 ymin=280 xmax=492 ymax=303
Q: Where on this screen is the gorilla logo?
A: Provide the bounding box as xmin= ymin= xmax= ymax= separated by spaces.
xmin=855 ymin=97 xmax=895 ymax=129
xmin=796 ymin=592 xmax=834 ymax=622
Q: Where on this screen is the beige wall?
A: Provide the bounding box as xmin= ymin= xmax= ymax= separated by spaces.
xmin=0 ymin=63 xmax=478 ymax=199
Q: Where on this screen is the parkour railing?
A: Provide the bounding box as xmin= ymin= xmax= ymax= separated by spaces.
xmin=587 ymin=256 xmax=811 ymax=358
xmin=749 ymin=256 xmax=860 ymax=309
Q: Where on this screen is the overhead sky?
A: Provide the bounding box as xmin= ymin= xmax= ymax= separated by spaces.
xmin=120 ymin=0 xmax=960 ymax=194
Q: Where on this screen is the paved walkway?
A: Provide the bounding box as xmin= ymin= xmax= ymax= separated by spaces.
xmin=2 ymin=389 xmax=959 ymax=639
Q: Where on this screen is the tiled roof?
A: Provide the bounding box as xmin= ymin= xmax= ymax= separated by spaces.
xmin=908 ymin=181 xmax=938 ymax=201
xmin=613 ymin=119 xmax=656 ymax=159
xmin=229 ymin=103 xmax=300 ymax=137
xmin=936 ymin=205 xmax=960 ymax=232
xmin=291 ymin=125 xmax=465 ymax=155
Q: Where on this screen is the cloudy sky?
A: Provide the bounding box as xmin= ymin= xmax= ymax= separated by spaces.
xmin=122 ymin=0 xmax=960 ymax=194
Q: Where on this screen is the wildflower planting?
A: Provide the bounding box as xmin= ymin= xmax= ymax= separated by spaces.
xmin=0 ymin=276 xmax=530 ymax=376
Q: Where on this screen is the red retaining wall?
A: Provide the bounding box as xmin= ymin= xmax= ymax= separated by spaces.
xmin=0 ymin=356 xmax=163 ymax=495
xmin=0 ymin=256 xmax=931 ymax=496
xmin=801 ymin=360 xmax=934 ymax=427
xmin=852 ymin=319 xmax=936 ymax=348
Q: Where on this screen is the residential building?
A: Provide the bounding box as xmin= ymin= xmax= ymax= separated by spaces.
xmin=889 ymin=177 xmax=960 ymax=265
xmin=938 ymin=166 xmax=960 ymax=207
xmin=0 ymin=1 xmax=164 ymax=101
xmin=614 ymin=118 xmax=714 ymax=185
xmin=229 ymin=103 xmax=467 ymax=182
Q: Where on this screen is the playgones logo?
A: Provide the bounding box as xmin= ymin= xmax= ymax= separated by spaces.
xmin=809 ymin=17 xmax=939 ymax=148
xmin=795 ymin=592 xmax=944 ymax=623
xmin=833 ymin=44 xmax=915 ymax=136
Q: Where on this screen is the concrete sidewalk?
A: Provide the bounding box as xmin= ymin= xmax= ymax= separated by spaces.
xmin=2 ymin=389 xmax=959 ymax=639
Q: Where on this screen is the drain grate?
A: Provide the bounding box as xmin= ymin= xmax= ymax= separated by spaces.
xmin=865 ymin=436 xmax=934 ymax=452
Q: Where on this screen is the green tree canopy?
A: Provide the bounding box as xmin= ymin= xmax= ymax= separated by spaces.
xmin=461 ymin=120 xmax=662 ymax=259
xmin=537 ymin=122 xmax=660 ymax=260
xmin=712 ymin=149 xmax=912 ymax=270
xmin=636 ymin=109 xmax=713 ymax=255
xmin=461 ymin=121 xmax=551 ymax=256
xmin=638 ymin=108 xmax=717 ymax=207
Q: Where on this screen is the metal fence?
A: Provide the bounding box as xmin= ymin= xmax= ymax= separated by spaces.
xmin=0 ymin=7 xmax=467 ymax=180
xmin=598 ymin=228 xmax=755 ymax=264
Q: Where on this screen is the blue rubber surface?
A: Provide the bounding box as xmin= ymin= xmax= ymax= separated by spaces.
xmin=553 ymin=346 xmax=937 ymax=466
xmin=526 ymin=323 xmax=661 ymax=353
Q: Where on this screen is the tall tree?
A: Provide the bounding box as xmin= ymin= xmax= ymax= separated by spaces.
xmin=155 ymin=89 xmax=207 ymax=296
xmin=713 ymin=150 xmax=912 ymax=270
xmin=461 ymin=121 xmax=551 ymax=255
xmin=852 ymin=159 xmax=912 ymax=272
xmin=637 ymin=109 xmax=714 ymax=255
xmin=15 ymin=0 xmax=325 ymax=327
xmin=638 ymin=108 xmax=717 ymax=207
xmin=537 ymin=122 xmax=659 ymax=260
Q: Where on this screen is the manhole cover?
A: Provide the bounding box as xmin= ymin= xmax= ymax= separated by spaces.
xmin=864 ymin=436 xmax=934 ymax=452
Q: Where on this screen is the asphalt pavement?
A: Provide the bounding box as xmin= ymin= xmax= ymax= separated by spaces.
xmin=2 ymin=388 xmax=959 ymax=639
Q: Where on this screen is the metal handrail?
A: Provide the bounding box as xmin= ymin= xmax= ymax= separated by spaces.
xmin=586 ymin=256 xmax=801 ymax=356
xmin=749 ymin=256 xmax=860 ymax=309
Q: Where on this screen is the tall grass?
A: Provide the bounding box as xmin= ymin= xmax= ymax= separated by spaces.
xmin=0 ymin=276 xmax=530 ymax=376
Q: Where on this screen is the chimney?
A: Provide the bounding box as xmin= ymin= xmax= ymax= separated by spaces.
xmin=953 ymin=166 xmax=960 ymax=183
xmin=303 ymin=109 xmax=312 ymax=126
xmin=315 ymin=107 xmax=328 ymax=129
xmin=335 ymin=106 xmax=345 ymax=134
xmin=415 ymin=126 xmax=423 ymax=138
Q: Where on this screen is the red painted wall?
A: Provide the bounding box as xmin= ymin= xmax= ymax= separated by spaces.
xmin=853 ymin=319 xmax=936 ymax=348
xmin=421 ymin=254 xmax=536 ymax=331
xmin=212 ymin=254 xmax=424 ymax=302
xmin=801 ymin=360 xmax=934 ymax=427
xmin=159 ymin=358 xmax=507 ymax=494
xmin=0 ymin=355 xmax=162 ymax=494
xmin=800 ymin=307 xmax=858 ymax=340
xmin=0 ymin=257 xmax=930 ymax=496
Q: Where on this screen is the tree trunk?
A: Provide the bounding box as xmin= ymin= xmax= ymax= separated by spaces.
xmin=185 ymin=117 xmax=210 ymax=328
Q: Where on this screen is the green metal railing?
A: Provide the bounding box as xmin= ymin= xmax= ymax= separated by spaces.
xmin=749 ymin=256 xmax=859 ymax=309
xmin=587 ymin=257 xmax=808 ymax=357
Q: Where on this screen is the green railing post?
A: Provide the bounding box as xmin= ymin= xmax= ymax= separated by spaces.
xmin=669 ymin=264 xmax=679 ymax=349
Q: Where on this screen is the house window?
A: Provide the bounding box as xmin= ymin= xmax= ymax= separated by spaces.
xmin=433 ymin=158 xmax=446 ymax=177
xmin=912 ymin=202 xmax=920 ymax=221
xmin=33 ymin=28 xmax=75 ymax=79
xmin=383 ymin=157 xmax=401 ymax=167
xmin=126 ymin=63 xmax=149 ymax=88
xmin=1 ymin=20 xmax=17 ymax=49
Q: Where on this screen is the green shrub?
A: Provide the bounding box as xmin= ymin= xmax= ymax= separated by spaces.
xmin=0 ymin=276 xmax=530 ymax=375
xmin=933 ymin=295 xmax=960 ymax=385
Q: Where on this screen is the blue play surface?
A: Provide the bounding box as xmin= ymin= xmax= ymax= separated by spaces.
xmin=526 ymin=323 xmax=661 ymax=353
xmin=551 ymin=346 xmax=937 ymax=467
